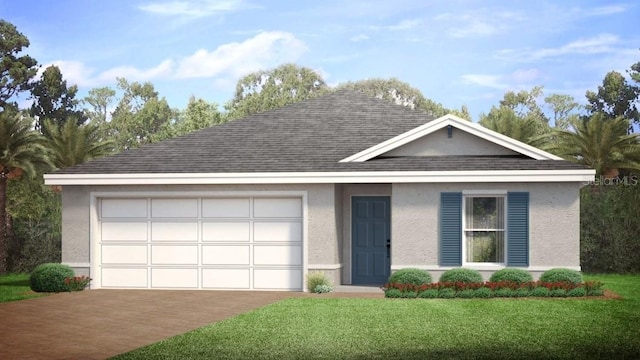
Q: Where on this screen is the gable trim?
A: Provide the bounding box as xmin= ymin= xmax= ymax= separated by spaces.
xmin=339 ymin=114 xmax=562 ymax=162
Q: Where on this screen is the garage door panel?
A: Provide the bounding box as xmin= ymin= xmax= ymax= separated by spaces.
xmin=254 ymin=269 xmax=302 ymax=290
xmin=102 ymin=268 xmax=148 ymax=288
xmin=202 ymin=198 xmax=250 ymax=218
xmin=102 ymin=222 xmax=148 ymax=241
xmin=254 ymin=245 xmax=302 ymax=266
xmin=151 ymin=222 xmax=198 ymax=241
xmin=102 ymin=245 xmax=147 ymax=264
xmin=101 ymin=199 xmax=147 ymax=218
xmin=151 ymin=199 xmax=198 ymax=218
xmin=202 ymin=269 xmax=250 ymax=289
xmin=254 ymin=222 xmax=302 ymax=242
xmin=202 ymin=245 xmax=249 ymax=265
xmin=254 ymin=198 xmax=302 ymax=218
xmin=202 ymin=222 xmax=250 ymax=242
xmin=151 ymin=268 xmax=198 ymax=288
xmin=152 ymin=245 xmax=198 ymax=265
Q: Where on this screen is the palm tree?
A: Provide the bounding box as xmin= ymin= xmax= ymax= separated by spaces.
xmin=542 ymin=113 xmax=640 ymax=176
xmin=0 ymin=112 xmax=51 ymax=273
xmin=44 ymin=119 xmax=114 ymax=169
xmin=479 ymin=106 xmax=549 ymax=147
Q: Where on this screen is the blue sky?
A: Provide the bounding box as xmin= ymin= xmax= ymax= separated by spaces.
xmin=2 ymin=0 xmax=638 ymax=120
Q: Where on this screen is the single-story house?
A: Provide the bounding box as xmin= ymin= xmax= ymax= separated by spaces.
xmin=44 ymin=91 xmax=595 ymax=291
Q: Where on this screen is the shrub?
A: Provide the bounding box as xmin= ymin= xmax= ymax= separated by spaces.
xmin=418 ymin=289 xmax=438 ymax=298
xmin=494 ymin=288 xmax=515 ymax=298
xmin=539 ymin=268 xmax=583 ymax=284
xmin=439 ymin=268 xmax=483 ymax=283
xmin=514 ymin=288 xmax=531 ymax=297
xmin=400 ymin=291 xmax=418 ymax=299
xmin=64 ymin=275 xmax=91 ymax=291
xmin=388 ymin=268 xmax=432 ymax=286
xmin=437 ymin=288 xmax=455 ymax=298
xmin=584 ymin=281 xmax=605 ymax=296
xmin=306 ymin=272 xmax=332 ymax=293
xmin=549 ymin=289 xmax=567 ymax=297
xmin=313 ymin=284 xmax=332 ymax=294
xmin=531 ymin=287 xmax=550 ymax=297
xmin=567 ymin=287 xmax=587 ymax=297
xmin=589 ymin=288 xmax=604 ymax=296
xmin=456 ymin=289 xmax=476 ymax=298
xmin=30 ymin=263 xmax=75 ymax=292
xmin=385 ymin=289 xmax=402 ymax=298
xmin=474 ymin=287 xmax=493 ymax=298
xmin=489 ymin=268 xmax=533 ymax=284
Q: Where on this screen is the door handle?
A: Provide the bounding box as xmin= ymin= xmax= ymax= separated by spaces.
xmin=386 ymin=239 xmax=391 ymax=257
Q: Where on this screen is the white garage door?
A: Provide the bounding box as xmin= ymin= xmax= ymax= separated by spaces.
xmin=97 ymin=196 xmax=303 ymax=290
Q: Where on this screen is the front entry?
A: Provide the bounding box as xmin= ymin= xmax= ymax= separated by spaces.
xmin=352 ymin=196 xmax=391 ymax=285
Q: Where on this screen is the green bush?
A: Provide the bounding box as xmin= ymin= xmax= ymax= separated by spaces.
xmin=494 ymin=288 xmax=515 ymax=297
xmin=589 ymin=288 xmax=604 ymax=296
xmin=388 ymin=268 xmax=432 ymax=286
xmin=531 ymin=287 xmax=550 ymax=297
xmin=439 ymin=268 xmax=483 ymax=283
xmin=489 ymin=268 xmax=533 ymax=284
xmin=400 ymin=291 xmax=418 ymax=299
xmin=514 ymin=288 xmax=531 ymax=298
xmin=385 ymin=289 xmax=403 ymax=298
xmin=313 ymin=284 xmax=332 ymax=294
xmin=30 ymin=263 xmax=75 ymax=292
xmin=474 ymin=287 xmax=494 ymax=298
xmin=437 ymin=288 xmax=455 ymax=298
xmin=549 ymin=289 xmax=567 ymax=297
xmin=418 ymin=289 xmax=438 ymax=298
xmin=539 ymin=268 xmax=583 ymax=284
xmin=456 ymin=289 xmax=476 ymax=298
xmin=567 ymin=287 xmax=587 ymax=297
xmin=306 ymin=272 xmax=333 ymax=293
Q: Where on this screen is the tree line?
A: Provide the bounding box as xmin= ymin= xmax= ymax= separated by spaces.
xmin=1 ymin=19 xmax=639 ymax=273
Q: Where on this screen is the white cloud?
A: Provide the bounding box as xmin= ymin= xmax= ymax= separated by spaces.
xmin=461 ymin=69 xmax=543 ymax=90
xmin=350 ymin=34 xmax=369 ymax=42
xmin=96 ymin=59 xmax=175 ymax=83
xmin=175 ymin=31 xmax=308 ymax=79
xmin=435 ymin=12 xmax=515 ymax=38
xmin=461 ymin=74 xmax=506 ymax=89
xmin=497 ymin=34 xmax=619 ymax=62
xmin=138 ymin=0 xmax=248 ymax=17
xmin=388 ymin=19 xmax=420 ymax=31
xmin=578 ymin=4 xmax=628 ymax=17
xmin=47 ymin=60 xmax=97 ymax=87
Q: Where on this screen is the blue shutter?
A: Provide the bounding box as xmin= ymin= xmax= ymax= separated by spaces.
xmin=440 ymin=192 xmax=462 ymax=266
xmin=507 ymin=192 xmax=529 ymax=266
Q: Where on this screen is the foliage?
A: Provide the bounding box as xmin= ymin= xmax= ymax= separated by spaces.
xmin=436 ymin=287 xmax=455 ymax=298
xmin=417 ymin=289 xmax=438 ymax=298
xmin=455 ymin=289 xmax=476 ymax=298
xmin=494 ymin=288 xmax=515 ymax=297
xmin=225 ymin=64 xmax=329 ymax=119
xmin=439 ymin=268 xmax=483 ymax=283
xmin=0 ymin=273 xmax=46 ymax=303
xmin=586 ymin=70 xmax=639 ymax=126
xmin=542 ymin=113 xmax=640 ymax=175
xmin=581 ymin=184 xmax=640 ymax=273
xmin=567 ymin=287 xmax=586 ymax=297
xmin=29 ymin=263 xmax=74 ymax=292
xmin=539 ymin=268 xmax=584 ymax=284
xmin=30 ymin=65 xmax=86 ymax=133
xmin=306 ymin=272 xmax=333 ymax=293
xmin=473 ymin=287 xmax=493 ymax=298
xmin=384 ymin=288 xmax=402 ymax=298
xmin=64 ymin=275 xmax=91 ymax=291
xmin=489 ymin=268 xmax=534 ymax=284
xmin=0 ymin=19 xmax=38 ymax=111
xmin=173 ymin=96 xmax=225 ymax=136
xmin=44 ymin=119 xmax=114 ymax=169
xmin=544 ymin=93 xmax=581 ymax=130
xmin=387 ymin=268 xmax=432 ymax=286
xmin=530 ymin=287 xmax=550 ymax=297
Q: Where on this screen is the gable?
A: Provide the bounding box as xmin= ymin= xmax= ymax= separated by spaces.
xmin=384 ymin=127 xmax=520 ymax=157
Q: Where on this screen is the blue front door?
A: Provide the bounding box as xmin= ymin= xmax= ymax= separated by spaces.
xmin=352 ymin=196 xmax=391 ymax=285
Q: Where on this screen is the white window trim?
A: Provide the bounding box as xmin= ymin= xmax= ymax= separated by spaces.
xmin=462 ymin=194 xmax=507 ymax=266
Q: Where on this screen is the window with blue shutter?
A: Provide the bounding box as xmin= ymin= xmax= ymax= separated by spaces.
xmin=440 ymin=192 xmax=462 ymax=266
xmin=507 ymin=192 xmax=529 ymax=266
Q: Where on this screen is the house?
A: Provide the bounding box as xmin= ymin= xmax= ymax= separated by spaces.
xmin=44 ymin=91 xmax=595 ymax=291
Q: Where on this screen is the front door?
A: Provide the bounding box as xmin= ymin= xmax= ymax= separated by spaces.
xmin=352 ymin=196 xmax=391 ymax=285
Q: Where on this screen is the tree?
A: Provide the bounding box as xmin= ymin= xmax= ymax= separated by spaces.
xmin=544 ymin=93 xmax=581 ymax=130
xmin=335 ymin=77 xmax=463 ymax=118
xmin=225 ymin=63 xmax=329 ymax=119
xmin=0 ymin=19 xmax=38 ymax=112
xmin=173 ymin=96 xmax=224 ymax=136
xmin=108 ymin=78 xmax=176 ymax=151
xmin=543 ymin=113 xmax=640 ymax=176
xmin=0 ymin=112 xmax=50 ymax=273
xmin=479 ymin=106 xmax=547 ymax=146
xmin=30 ymin=65 xmax=86 ymax=133
xmin=44 ymin=119 xmax=114 ymax=169
xmin=83 ymin=86 xmax=116 ymax=125
xmin=586 ymin=71 xmax=639 ymax=126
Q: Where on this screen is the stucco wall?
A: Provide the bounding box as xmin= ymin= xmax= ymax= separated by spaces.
xmin=391 ymin=182 xmax=581 ymax=279
xmin=385 ymin=127 xmax=519 ymax=157
xmin=61 ymin=183 xmax=342 ymax=280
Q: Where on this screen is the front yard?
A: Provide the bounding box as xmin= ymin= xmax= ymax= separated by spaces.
xmin=113 ymin=274 xmax=640 ymax=360
xmin=0 ymin=274 xmax=45 ymax=303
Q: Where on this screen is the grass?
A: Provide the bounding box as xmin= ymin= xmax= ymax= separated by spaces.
xmin=113 ymin=274 xmax=640 ymax=360
xmin=0 ymin=273 xmax=45 ymax=303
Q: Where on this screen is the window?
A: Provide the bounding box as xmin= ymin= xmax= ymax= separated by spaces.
xmin=463 ymin=196 xmax=505 ymax=264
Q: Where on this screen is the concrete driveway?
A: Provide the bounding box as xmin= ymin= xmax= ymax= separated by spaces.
xmin=0 ymin=289 xmax=297 ymax=360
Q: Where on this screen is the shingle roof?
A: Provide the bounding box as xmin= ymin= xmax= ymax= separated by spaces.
xmin=54 ymin=90 xmax=589 ymax=174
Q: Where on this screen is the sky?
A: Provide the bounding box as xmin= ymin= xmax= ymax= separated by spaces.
xmin=1 ymin=0 xmax=638 ymax=120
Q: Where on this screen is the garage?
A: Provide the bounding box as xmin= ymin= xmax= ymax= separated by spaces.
xmin=95 ymin=196 xmax=304 ymax=290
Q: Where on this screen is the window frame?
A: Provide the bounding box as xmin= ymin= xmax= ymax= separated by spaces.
xmin=462 ymin=193 xmax=507 ymax=266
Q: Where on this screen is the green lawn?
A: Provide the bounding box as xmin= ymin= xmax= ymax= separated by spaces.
xmin=0 ymin=273 xmax=44 ymax=303
xmin=112 ymin=274 xmax=640 ymax=360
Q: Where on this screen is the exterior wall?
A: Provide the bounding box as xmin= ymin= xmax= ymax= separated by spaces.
xmin=385 ymin=127 xmax=519 ymax=157
xmin=340 ymin=184 xmax=392 ymax=284
xmin=391 ymin=182 xmax=581 ymax=280
xmin=61 ymin=184 xmax=342 ymax=284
